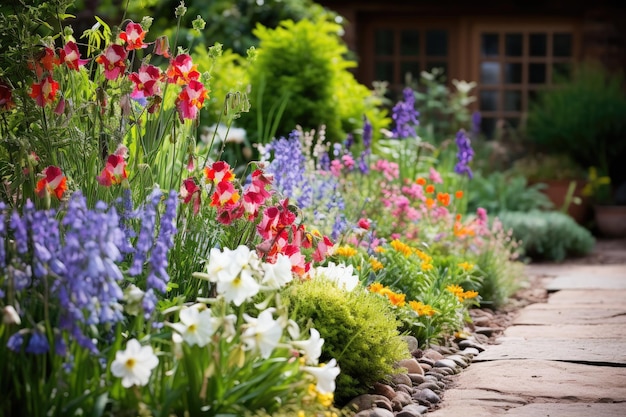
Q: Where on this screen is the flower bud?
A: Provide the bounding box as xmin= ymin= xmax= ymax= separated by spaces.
xmin=3 ymin=305 xmax=21 ymax=325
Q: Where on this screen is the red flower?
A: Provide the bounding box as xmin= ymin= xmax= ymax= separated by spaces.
xmin=96 ymin=145 xmax=129 ymax=186
xmin=29 ymin=75 xmax=59 ymax=107
xmin=205 ymin=161 xmax=235 ymax=185
xmin=36 ymin=165 xmax=67 ymax=200
xmin=166 ymin=54 xmax=200 ymax=85
xmin=175 ymin=79 xmax=208 ymax=121
xmin=242 ymin=169 xmax=273 ymax=219
xmin=129 ymin=64 xmax=162 ymax=99
xmin=58 ymin=41 xmax=89 ymax=70
xmin=95 ymin=44 xmax=127 ymax=80
xmin=210 ymin=180 xmax=240 ymax=207
xmin=153 ymin=35 xmax=171 ymax=58
xmin=29 ymin=47 xmax=59 ymax=78
xmin=119 ymin=22 xmax=147 ymax=50
xmin=0 ymin=80 xmax=14 ymax=111
xmin=357 ymin=217 xmax=371 ymax=230
xmin=180 ymin=178 xmax=202 ymax=215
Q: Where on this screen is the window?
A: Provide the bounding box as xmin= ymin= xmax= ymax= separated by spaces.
xmin=370 ymin=25 xmax=450 ymax=97
xmin=476 ymin=29 xmax=575 ymax=138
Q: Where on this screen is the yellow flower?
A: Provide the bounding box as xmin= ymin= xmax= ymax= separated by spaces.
xmin=446 ymin=284 xmax=465 ymax=301
xmin=335 ymin=245 xmax=357 ymax=257
xmin=369 ymin=258 xmax=384 ymax=271
xmin=421 ymin=262 xmax=433 ymax=271
xmin=409 ymin=300 xmax=436 ymax=316
xmin=390 ymin=239 xmax=412 ymax=257
xmin=458 ymin=261 xmax=474 ymax=271
xmin=374 ymin=246 xmax=386 ymax=253
xmin=368 ymin=282 xmax=385 ymax=294
xmin=413 ymin=249 xmax=431 ymax=262
xmin=462 ymin=290 xmax=479 ymax=300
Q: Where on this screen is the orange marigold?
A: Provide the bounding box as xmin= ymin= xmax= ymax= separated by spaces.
xmin=409 ymin=300 xmax=436 ymax=317
xmin=455 ymin=190 xmax=464 ymax=199
xmin=386 ymin=291 xmax=406 ymax=307
xmin=437 ymin=192 xmax=451 ymax=207
xmin=369 ymin=258 xmax=384 ymax=271
xmin=416 ymin=177 xmax=427 ymax=186
xmin=425 ymin=184 xmax=435 ymax=194
xmin=390 ymin=239 xmax=413 ymax=257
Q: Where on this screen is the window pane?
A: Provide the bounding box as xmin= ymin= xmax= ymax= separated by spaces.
xmin=481 ymin=33 xmax=499 ymax=57
xmin=505 ymin=63 xmax=522 ymax=84
xmin=400 ymin=61 xmax=421 ymax=82
xmin=480 ymin=62 xmax=500 ymax=84
xmin=426 ymin=30 xmax=448 ymax=56
xmin=553 ymin=33 xmax=572 ymax=57
xmin=529 ymin=63 xmax=546 ymax=83
xmin=480 ymin=90 xmax=498 ymax=111
xmin=401 ymin=30 xmax=420 ymax=56
xmin=481 ymin=117 xmax=496 ymax=140
xmin=375 ymin=61 xmax=394 ymax=82
xmin=504 ymin=90 xmax=522 ymax=111
xmin=529 ymin=33 xmax=547 ymax=56
xmin=552 ymin=62 xmax=572 ymax=83
xmin=375 ymin=30 xmax=394 ymax=55
xmin=505 ymin=33 xmax=523 ymax=56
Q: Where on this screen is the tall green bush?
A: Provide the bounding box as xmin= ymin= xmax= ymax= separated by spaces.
xmin=240 ymin=18 xmax=387 ymax=144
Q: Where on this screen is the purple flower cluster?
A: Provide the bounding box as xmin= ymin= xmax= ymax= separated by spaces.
xmin=454 ymin=129 xmax=474 ymax=179
xmin=263 ymin=130 xmax=313 ymax=208
xmin=358 ymin=118 xmax=373 ymax=174
xmin=391 ymin=88 xmax=419 ymax=139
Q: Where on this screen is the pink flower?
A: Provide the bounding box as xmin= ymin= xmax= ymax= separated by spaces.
xmin=175 ymin=79 xmax=208 ymax=121
xmin=36 ymin=165 xmax=67 ymax=200
xmin=58 ymin=41 xmax=88 ymax=70
xmin=119 ymin=22 xmax=147 ymax=50
xmin=242 ymin=169 xmax=273 ymax=219
xmin=357 ymin=218 xmax=370 ymax=230
xmin=129 ymin=64 xmax=162 ymax=99
xmin=180 ymin=178 xmax=202 ymax=215
xmin=166 ymin=54 xmax=200 ymax=85
xmin=96 ymin=45 xmax=127 ymax=80
xmin=205 ymin=161 xmax=235 ymax=185
xmin=429 ymin=167 xmax=443 ymax=184
xmin=97 ymin=145 xmax=129 ymax=186
xmin=153 ymin=36 xmax=170 ymax=58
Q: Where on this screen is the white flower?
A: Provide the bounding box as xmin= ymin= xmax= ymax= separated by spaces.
xmin=303 ymin=358 xmax=341 ymax=394
xmin=111 ymin=339 xmax=158 ymax=388
xmin=216 ymin=246 xmax=261 ymax=306
xmin=2 ymin=305 xmax=21 ymax=325
xmin=205 ymin=247 xmax=239 ymax=283
xmin=170 ymin=304 xmax=215 ymax=347
xmin=123 ymin=284 xmax=145 ymax=316
xmin=312 ymin=262 xmax=360 ymax=291
xmin=241 ymin=309 xmax=283 ymax=359
xmin=292 ymin=328 xmax=324 ymax=365
xmin=261 ymin=254 xmax=293 ymax=289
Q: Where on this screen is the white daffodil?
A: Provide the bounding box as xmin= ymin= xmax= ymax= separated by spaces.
xmin=123 ymin=284 xmax=145 ymax=316
xmin=205 ymin=247 xmax=240 ymax=283
xmin=303 ymin=358 xmax=341 ymax=394
xmin=170 ymin=304 xmax=215 ymax=347
xmin=292 ymin=328 xmax=324 ymax=365
xmin=241 ymin=309 xmax=283 ymax=359
xmin=261 ymin=253 xmax=293 ymax=289
xmin=312 ymin=262 xmax=360 ymax=291
xmin=111 ymin=339 xmax=158 ymax=388
xmin=216 ymin=246 xmax=261 ymax=306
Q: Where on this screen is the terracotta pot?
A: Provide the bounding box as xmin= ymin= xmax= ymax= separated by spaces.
xmin=535 ymin=179 xmax=591 ymax=224
xmin=594 ymin=205 xmax=626 ymax=238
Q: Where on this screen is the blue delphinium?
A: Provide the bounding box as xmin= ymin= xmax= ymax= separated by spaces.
xmin=391 ymin=88 xmax=419 ymax=139
xmin=358 ymin=118 xmax=373 ymax=174
xmin=454 ymin=129 xmax=474 ymax=179
xmin=26 ymin=329 xmax=49 ymax=354
xmin=0 ymin=202 xmax=6 ymax=272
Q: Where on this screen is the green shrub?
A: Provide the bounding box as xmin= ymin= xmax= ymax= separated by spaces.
xmin=467 ymin=171 xmax=554 ymax=214
xmin=280 ymin=278 xmax=410 ymax=406
xmin=498 ymin=210 xmax=595 ymax=262
xmin=240 ymin=18 xmax=387 ymax=144
xmin=526 ymin=62 xmax=626 ymax=185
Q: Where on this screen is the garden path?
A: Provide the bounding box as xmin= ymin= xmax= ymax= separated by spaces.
xmin=428 ymin=240 xmax=626 ymax=417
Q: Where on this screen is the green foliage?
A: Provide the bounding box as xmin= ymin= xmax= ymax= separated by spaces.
xmin=466 ymin=171 xmax=554 ymax=214
xmin=511 ymin=153 xmax=587 ymax=182
xmin=526 ymin=62 xmax=626 ymax=184
xmin=498 ymin=210 xmax=595 ymax=262
xmin=281 ymin=278 xmax=410 ymax=406
xmin=470 ymin=219 xmax=526 ymax=308
xmin=240 ymin=18 xmax=385 ymax=143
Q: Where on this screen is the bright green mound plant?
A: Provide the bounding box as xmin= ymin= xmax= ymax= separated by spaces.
xmin=280 ymin=278 xmax=410 ymax=406
xmin=241 ymin=18 xmax=387 ymax=144
xmin=498 ymin=210 xmax=595 ymax=262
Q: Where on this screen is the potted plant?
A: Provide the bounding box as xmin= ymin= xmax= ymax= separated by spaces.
xmin=582 ymin=167 xmax=626 ymax=237
xmin=511 ymin=152 xmax=590 ymax=224
xmin=526 ymin=61 xmax=626 ymax=228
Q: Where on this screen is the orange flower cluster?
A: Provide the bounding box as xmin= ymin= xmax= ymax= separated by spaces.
xmin=368 ymin=258 xmax=383 ymax=271
xmin=368 ymin=283 xmax=406 ymax=307
xmin=446 ymin=284 xmax=479 ymax=302
xmin=408 ymin=300 xmax=436 ymax=317
xmin=335 ymin=245 xmax=358 ymax=258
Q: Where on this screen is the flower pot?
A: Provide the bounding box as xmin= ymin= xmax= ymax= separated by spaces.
xmin=594 ymin=205 xmax=626 ymax=238
xmin=538 ymin=179 xmax=591 ymax=224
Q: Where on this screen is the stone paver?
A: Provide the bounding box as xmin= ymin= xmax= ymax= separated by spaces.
xmin=428 ymin=262 xmax=626 ymax=417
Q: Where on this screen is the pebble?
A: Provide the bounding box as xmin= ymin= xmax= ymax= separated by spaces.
xmin=458 ymin=339 xmax=486 ymax=352
xmin=398 ymin=358 xmax=424 ymax=375
xmin=417 ymin=357 xmax=435 ymax=367
xmin=416 ymin=381 xmax=441 ymax=392
xmin=390 ymin=373 xmax=412 ymax=387
xmin=422 ymin=349 xmax=445 ymax=361
xmin=418 ymin=362 xmax=432 ymax=372
xmin=434 ymin=358 xmax=458 ymax=369
xmin=402 ymin=336 xmax=419 ymax=352
xmin=354 ymin=409 xmax=395 ymax=417
xmin=412 ymin=387 xmax=441 ymax=405
xmin=461 ymin=347 xmax=480 ymax=357
xmin=446 ymin=354 xmax=469 ymax=368
xmin=396 ymin=404 xmax=429 ymax=416
xmin=408 ymin=373 xmax=425 ymax=385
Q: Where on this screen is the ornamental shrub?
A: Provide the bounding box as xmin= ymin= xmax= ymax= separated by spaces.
xmin=240 ymin=18 xmax=387 ymax=144
xmin=280 ymin=277 xmax=410 ymax=406
xmin=498 ymin=210 xmax=595 ymax=262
